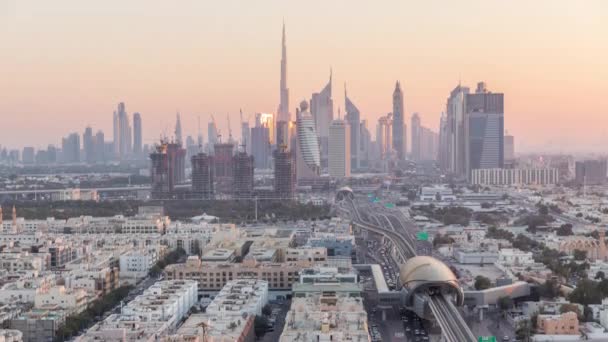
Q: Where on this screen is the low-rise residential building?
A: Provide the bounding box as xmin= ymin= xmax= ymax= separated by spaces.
xmin=0 ymin=329 xmax=23 ymax=342
xmin=537 ymin=311 xmax=579 ymax=335
xmin=164 ymin=256 xmax=311 ymax=293
xmin=169 ymin=312 xmax=255 ymax=342
xmin=9 ymin=308 xmax=67 ymax=342
xmin=306 ymin=233 xmax=353 ymax=258
xmin=206 ymin=279 xmax=269 ymax=317
xmin=34 ymin=286 xmax=88 ymax=315
xmin=119 ymin=248 xmax=160 ymax=284
xmin=280 ymin=282 xmax=369 ymax=342
xmin=497 ymin=248 xmax=534 ymax=266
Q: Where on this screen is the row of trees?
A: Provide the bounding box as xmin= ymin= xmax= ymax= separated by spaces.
xmin=2 ymin=199 xmax=332 ymax=223
xmin=149 ymin=247 xmax=187 ymax=277
xmin=55 ymin=285 xmax=133 ymax=341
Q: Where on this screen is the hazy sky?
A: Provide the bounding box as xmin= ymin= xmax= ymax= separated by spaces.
xmin=1 ymin=0 xmax=607 ymax=153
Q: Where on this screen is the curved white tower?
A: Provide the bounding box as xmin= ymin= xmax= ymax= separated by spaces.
xmin=296 ymin=101 xmax=321 ymax=181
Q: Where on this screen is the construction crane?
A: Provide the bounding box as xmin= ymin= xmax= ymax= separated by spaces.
xmin=210 ymin=114 xmax=221 ymax=143
xmin=227 ymin=113 xmax=233 ymax=143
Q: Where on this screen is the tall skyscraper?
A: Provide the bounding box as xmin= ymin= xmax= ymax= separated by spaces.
xmin=345 ymin=86 xmax=360 ymax=169
xmin=438 ymin=112 xmax=449 ymax=169
xmin=113 ymin=110 xmax=119 ymax=158
xmin=62 ymin=133 xmax=80 ymax=163
xmin=295 ymin=101 xmax=321 ymax=182
xmin=175 ymin=112 xmax=183 ymax=144
xmin=392 ymin=81 xmax=405 ymax=160
xmin=95 ymin=131 xmax=105 ymax=163
xmin=133 ymin=112 xmax=142 ymax=158
xmin=191 ymin=152 xmax=214 ymax=199
xmin=256 ymin=113 xmax=275 ymax=145
xmin=22 ymin=147 xmax=35 ymax=164
xmin=275 ymin=120 xmax=289 ymax=148
xmin=277 ymin=22 xmax=290 ymax=123
xmin=274 ymin=146 xmax=295 ymax=199
xmin=251 ymin=125 xmax=271 ymax=169
xmin=465 ymin=82 xmax=504 ymax=179
xmin=310 ymin=70 xmax=333 ymax=164
xmin=410 ymin=113 xmax=421 ymax=161
xmin=445 ymin=84 xmax=470 ymax=176
xmin=83 ymin=126 xmax=95 ymax=164
xmin=328 ymin=119 xmax=351 ymax=178
xmin=376 ymin=113 xmax=393 ymax=160
xmin=360 ymin=120 xmax=372 ymax=167
xmin=113 ymin=102 xmax=132 ymax=159
xmin=233 ymin=150 xmax=254 ymax=199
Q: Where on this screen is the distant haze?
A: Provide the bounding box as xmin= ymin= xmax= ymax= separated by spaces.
xmin=0 ymin=0 xmax=607 ymax=153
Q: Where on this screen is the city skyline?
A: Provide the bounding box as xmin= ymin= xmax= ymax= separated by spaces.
xmin=1 ymin=1 xmax=607 ymax=153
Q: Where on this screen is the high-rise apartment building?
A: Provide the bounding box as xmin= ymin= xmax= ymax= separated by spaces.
xmin=392 ymin=81 xmax=405 ymax=160
xmin=410 ymin=113 xmax=421 ymax=161
xmin=345 ymin=88 xmax=360 ymax=169
xmin=133 ymin=113 xmax=142 ymax=158
xmin=274 ymin=146 xmax=295 ymax=199
xmin=328 ymin=119 xmax=351 ymax=178
xmin=191 ymin=152 xmax=214 ymax=199
xmin=465 ymin=82 xmax=504 ymax=178
xmin=275 ymin=120 xmax=289 ymax=148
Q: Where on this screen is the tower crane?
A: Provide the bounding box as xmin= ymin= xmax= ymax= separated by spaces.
xmin=210 ymin=114 xmax=221 ymax=143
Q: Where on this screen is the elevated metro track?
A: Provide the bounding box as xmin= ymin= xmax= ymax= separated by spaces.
xmin=343 ymin=196 xmax=476 ymax=342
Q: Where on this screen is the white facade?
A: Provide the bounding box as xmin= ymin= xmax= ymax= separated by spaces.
xmin=34 ymin=286 xmax=89 ymax=314
xmin=328 ymin=119 xmax=351 ymax=178
xmin=121 ymin=280 xmax=197 ymax=328
xmin=206 ymin=279 xmax=269 ymax=317
xmin=497 ymin=248 xmax=534 ymax=266
xmin=119 ymin=249 xmax=159 ymax=283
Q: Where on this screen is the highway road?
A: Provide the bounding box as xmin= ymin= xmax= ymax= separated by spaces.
xmin=341 ymin=195 xmax=476 ymax=342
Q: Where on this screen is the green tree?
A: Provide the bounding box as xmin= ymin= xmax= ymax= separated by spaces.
xmin=497 ymin=296 xmax=514 ymax=317
xmin=538 ymin=279 xmax=560 ymax=299
xmin=254 ymin=315 xmax=270 ymax=338
xmin=595 ymin=271 xmax=606 ymax=280
xmin=474 ymin=276 xmax=492 ymax=290
xmin=262 ymin=304 xmax=272 ymax=316
xmin=556 ymin=224 xmax=573 ymax=236
xmin=569 ymin=279 xmax=602 ymax=305
xmin=573 ymin=249 xmax=587 ymax=261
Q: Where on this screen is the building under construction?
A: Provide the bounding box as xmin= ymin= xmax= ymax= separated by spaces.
xmin=213 ymin=143 xmax=234 ymax=194
xmin=191 ymin=152 xmax=214 ymax=199
xmin=149 ymin=140 xmax=186 ymax=199
xmin=274 ymin=146 xmax=295 ymax=199
xmin=233 ymin=150 xmax=254 ymax=199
